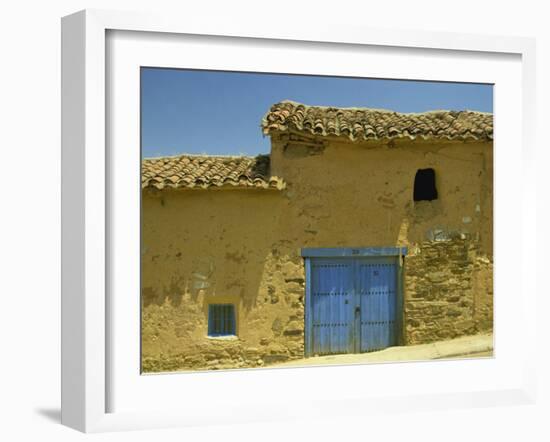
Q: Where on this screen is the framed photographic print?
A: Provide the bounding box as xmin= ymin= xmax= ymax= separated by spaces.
xmin=61 ymin=9 xmax=537 ymax=433
xmin=138 ymin=69 xmax=495 ymax=373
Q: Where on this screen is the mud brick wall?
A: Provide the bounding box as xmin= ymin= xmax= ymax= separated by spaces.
xmin=404 ymin=237 xmax=493 ymax=344
xmin=140 ymin=205 xmax=308 ymax=373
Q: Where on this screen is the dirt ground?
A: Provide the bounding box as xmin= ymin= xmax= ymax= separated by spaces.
xmin=273 ymin=333 xmax=494 ymax=368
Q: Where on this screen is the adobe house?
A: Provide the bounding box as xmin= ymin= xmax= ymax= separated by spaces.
xmin=141 ymin=100 xmax=493 ymax=373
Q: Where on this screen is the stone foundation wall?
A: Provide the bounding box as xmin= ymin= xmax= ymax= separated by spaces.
xmin=404 ymin=237 xmax=493 ymax=344
xmin=472 ymin=255 xmax=494 ymax=333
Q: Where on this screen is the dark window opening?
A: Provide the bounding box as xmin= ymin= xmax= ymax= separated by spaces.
xmin=208 ymin=304 xmax=236 ymax=336
xmin=413 ymin=168 xmax=438 ymax=202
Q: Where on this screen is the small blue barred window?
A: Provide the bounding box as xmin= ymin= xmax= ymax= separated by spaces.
xmin=208 ymin=304 xmax=236 ymax=336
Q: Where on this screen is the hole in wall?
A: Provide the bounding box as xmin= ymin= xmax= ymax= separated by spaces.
xmin=413 ymin=168 xmax=438 ymax=202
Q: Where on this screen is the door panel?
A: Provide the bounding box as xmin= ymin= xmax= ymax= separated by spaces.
xmin=310 ymin=259 xmax=354 ymax=355
xmin=357 ymin=259 xmax=397 ymax=352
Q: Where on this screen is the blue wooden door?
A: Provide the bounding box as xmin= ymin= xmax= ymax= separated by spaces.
xmin=309 ymin=259 xmax=355 ymax=355
xmin=356 ymin=258 xmax=397 ymax=352
xmin=307 ymin=256 xmax=399 ymax=356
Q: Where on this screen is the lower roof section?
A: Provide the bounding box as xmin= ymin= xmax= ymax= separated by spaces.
xmin=142 ymin=153 xmax=285 ymax=190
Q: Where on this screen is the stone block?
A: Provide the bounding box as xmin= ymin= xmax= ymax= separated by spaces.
xmin=244 ymin=347 xmax=260 ymax=359
xmin=267 ymin=343 xmax=288 ymax=355
xmin=446 ymin=307 xmax=463 ymax=318
xmin=285 ymin=320 xmax=303 ymax=333
xmin=281 ymin=261 xmax=304 ymax=280
xmin=427 ymin=271 xmax=447 ymax=283
xmin=271 ymin=318 xmax=283 ymax=335
xmin=283 ymin=329 xmax=303 ymax=336
xmin=285 ymin=282 xmax=305 ymax=294
xmin=263 ymin=354 xmax=289 ymax=364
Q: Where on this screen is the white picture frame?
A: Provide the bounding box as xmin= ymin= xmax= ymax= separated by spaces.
xmin=61 ymin=9 xmax=537 ymax=433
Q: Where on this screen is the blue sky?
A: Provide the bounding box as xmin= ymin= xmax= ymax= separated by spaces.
xmin=141 ymin=68 xmax=493 ymax=158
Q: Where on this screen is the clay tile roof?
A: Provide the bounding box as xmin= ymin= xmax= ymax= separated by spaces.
xmin=261 ymin=100 xmax=493 ymax=142
xmin=142 ymin=154 xmax=286 ymax=190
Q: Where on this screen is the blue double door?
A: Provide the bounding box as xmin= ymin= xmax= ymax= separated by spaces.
xmin=306 ymin=256 xmax=400 ymax=356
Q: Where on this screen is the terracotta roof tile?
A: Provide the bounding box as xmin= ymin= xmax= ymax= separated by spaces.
xmin=262 ymin=100 xmax=493 ymax=142
xmin=142 ymin=154 xmax=285 ymax=190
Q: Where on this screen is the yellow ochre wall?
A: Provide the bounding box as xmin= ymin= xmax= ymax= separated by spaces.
xmin=141 ymin=137 xmax=493 ymax=372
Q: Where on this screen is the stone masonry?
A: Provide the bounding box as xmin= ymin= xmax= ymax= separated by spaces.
xmin=404 ymin=236 xmax=493 ymax=344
